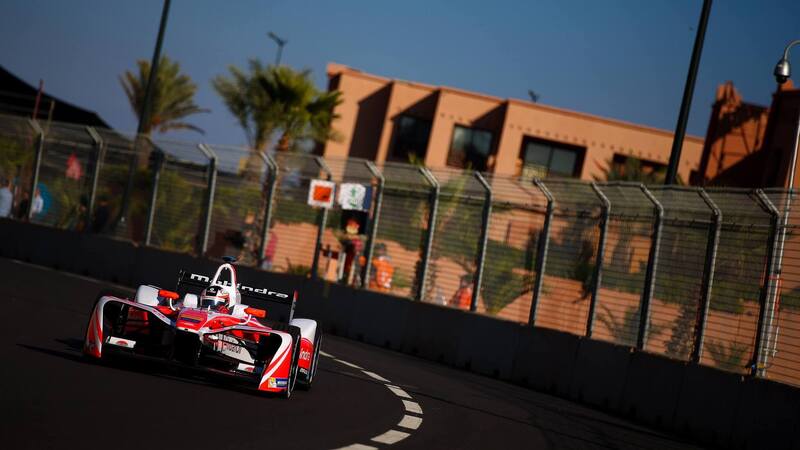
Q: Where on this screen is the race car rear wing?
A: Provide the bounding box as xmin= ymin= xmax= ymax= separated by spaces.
xmin=176 ymin=270 xmax=296 ymax=321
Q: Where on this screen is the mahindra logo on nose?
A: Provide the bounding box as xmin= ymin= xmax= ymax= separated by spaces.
xmin=190 ymin=273 xmax=289 ymax=299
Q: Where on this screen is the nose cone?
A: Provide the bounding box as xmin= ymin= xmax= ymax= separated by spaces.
xmin=775 ymin=59 xmax=791 ymax=84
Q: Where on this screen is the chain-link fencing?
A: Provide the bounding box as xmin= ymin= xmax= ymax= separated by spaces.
xmin=4 ymin=116 xmax=800 ymax=388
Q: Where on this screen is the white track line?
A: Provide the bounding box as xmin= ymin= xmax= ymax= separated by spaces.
xmin=386 ymin=384 xmax=411 ymax=399
xmin=397 ymin=415 xmax=423 ymax=430
xmin=323 ymin=352 xmax=423 ymax=448
xmin=371 ymin=430 xmax=410 ymax=445
xmin=402 ymin=400 xmax=423 ymax=414
xmin=333 ymin=358 xmax=364 ymax=370
xmin=362 ymin=370 xmax=390 ymax=383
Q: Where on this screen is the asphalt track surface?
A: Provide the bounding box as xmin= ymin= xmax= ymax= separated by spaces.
xmin=0 ymin=258 xmax=704 ymax=450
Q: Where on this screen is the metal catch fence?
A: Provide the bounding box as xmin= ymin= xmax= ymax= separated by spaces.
xmin=2 ymin=114 xmax=800 ymax=388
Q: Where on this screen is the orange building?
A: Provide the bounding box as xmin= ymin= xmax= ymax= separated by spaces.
xmin=322 ymin=63 xmax=705 ymax=182
xmin=695 ymin=80 xmax=800 ymax=188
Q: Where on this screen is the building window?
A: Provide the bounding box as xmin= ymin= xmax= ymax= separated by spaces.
xmin=389 ymin=115 xmax=432 ymax=163
xmin=447 ymin=125 xmax=494 ymax=171
xmin=519 ymin=137 xmax=584 ymax=180
xmin=608 ymin=154 xmax=667 ymax=182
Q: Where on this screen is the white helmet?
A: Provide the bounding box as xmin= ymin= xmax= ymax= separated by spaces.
xmin=200 ymin=285 xmax=231 ymax=312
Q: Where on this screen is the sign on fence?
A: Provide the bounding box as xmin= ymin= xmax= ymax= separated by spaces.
xmin=338 ymin=182 xmax=369 ymax=211
xmin=307 ymin=179 xmax=335 ymax=208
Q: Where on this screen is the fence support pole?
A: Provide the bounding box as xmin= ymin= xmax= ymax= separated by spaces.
xmin=417 ymin=168 xmax=440 ymax=302
xmin=26 ymin=120 xmax=44 ymax=220
xmin=197 ymin=144 xmax=218 ymax=256
xmin=142 ymin=148 xmax=163 ymax=247
xmin=472 ymin=172 xmax=492 ymax=312
xmin=752 ymin=189 xmax=781 ymax=377
xmin=586 ymin=182 xmax=611 ymax=337
xmin=361 ymin=161 xmax=385 ymax=288
xmin=310 ymin=156 xmax=332 ymax=279
xmin=692 ymin=188 xmax=721 ymax=363
xmin=528 ymin=179 xmax=554 ymax=326
xmin=637 ymin=185 xmax=664 ymax=350
xmin=257 ymin=153 xmax=278 ymax=269
xmin=85 ymin=127 xmax=104 ymax=229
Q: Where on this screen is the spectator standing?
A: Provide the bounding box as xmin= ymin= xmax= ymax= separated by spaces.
xmin=91 ymin=197 xmax=110 ymax=233
xmin=368 ymin=243 xmax=394 ymax=292
xmin=261 ymin=231 xmax=278 ymax=270
xmin=31 ymin=188 xmax=43 ymax=218
xmin=448 ymin=274 xmax=473 ymax=310
xmin=0 ymin=178 xmax=13 ymax=218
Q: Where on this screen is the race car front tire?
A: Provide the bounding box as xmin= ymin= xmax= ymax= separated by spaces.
xmin=284 ymin=326 xmax=302 ymax=399
xmin=298 ymin=329 xmax=322 ymax=390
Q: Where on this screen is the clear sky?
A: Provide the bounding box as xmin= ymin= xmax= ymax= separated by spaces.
xmin=1 ymin=0 xmax=798 ymax=148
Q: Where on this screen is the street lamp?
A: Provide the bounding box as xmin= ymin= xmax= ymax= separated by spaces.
xmin=754 ymin=39 xmax=800 ymax=377
xmin=268 ymin=31 xmax=288 ymax=66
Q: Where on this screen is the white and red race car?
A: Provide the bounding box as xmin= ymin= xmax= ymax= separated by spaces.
xmin=83 ymin=257 xmax=321 ymax=398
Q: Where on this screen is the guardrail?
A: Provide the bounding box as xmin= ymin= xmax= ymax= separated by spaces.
xmin=1 ymin=113 xmax=799 ymax=388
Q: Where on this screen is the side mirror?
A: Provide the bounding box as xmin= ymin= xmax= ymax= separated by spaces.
xmin=159 ymin=290 xmax=180 ymax=300
xmin=244 ymin=307 xmax=266 ymax=318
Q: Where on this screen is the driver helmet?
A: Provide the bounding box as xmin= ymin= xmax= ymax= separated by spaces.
xmin=200 ymin=285 xmax=230 ymax=312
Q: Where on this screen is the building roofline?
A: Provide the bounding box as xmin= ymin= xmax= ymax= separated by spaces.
xmin=326 ymin=62 xmax=705 ymax=144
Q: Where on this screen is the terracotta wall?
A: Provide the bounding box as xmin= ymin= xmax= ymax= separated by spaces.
xmin=324 ymin=63 xmax=705 ymax=182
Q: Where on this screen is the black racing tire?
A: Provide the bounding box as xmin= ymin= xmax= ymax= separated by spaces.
xmin=283 ymin=326 xmax=302 ymax=399
xmin=299 ymin=328 xmax=322 ymax=390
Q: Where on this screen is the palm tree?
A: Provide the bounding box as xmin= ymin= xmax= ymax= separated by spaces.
xmin=211 ymin=59 xmax=276 ymax=153
xmin=258 ymin=65 xmax=342 ymax=152
xmin=212 ymin=61 xmax=341 ymax=155
xmin=120 ymin=55 xmax=208 ymax=135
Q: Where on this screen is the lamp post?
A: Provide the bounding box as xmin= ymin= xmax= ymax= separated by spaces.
xmin=664 ymin=0 xmax=712 ymax=185
xmin=268 ymin=31 xmax=287 ymax=66
xmin=114 ymin=0 xmax=172 ymax=233
xmin=754 ymin=39 xmax=800 ymax=377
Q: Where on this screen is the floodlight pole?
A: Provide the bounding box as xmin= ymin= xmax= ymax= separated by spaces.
xmin=665 ymin=0 xmax=712 ymax=185
xmin=268 ymin=32 xmax=287 ymax=66
xmin=115 ymin=0 xmax=171 ymax=233
xmin=753 ymin=39 xmax=800 ymax=377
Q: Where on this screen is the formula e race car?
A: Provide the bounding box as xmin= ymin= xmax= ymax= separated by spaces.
xmin=83 ymin=257 xmax=321 ymax=398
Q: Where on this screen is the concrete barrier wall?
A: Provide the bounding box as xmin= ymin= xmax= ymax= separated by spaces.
xmin=1 ymin=218 xmax=797 ymax=449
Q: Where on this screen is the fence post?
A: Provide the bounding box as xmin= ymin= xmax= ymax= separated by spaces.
xmin=26 ymin=119 xmax=44 ymax=220
xmin=142 ymin=147 xmax=163 ymax=247
xmin=197 ymin=144 xmax=218 ymax=256
xmin=692 ymin=188 xmax=721 ymax=363
xmin=752 ymin=189 xmax=781 ymax=377
xmin=586 ymin=182 xmax=611 ymax=337
xmin=417 ymin=167 xmax=440 ymax=302
xmin=361 ymin=161 xmax=385 ymax=288
xmin=257 ymin=152 xmax=278 ymax=269
xmin=637 ymin=185 xmax=664 ymax=350
xmin=528 ymin=179 xmax=554 ymax=325
xmin=472 ymin=172 xmax=492 ymax=312
xmin=310 ymin=156 xmax=332 ymax=279
xmin=85 ymin=127 xmax=104 ymax=228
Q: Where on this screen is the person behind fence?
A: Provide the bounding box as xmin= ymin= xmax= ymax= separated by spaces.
xmin=31 ymin=187 xmax=43 ymax=218
xmin=261 ymin=230 xmax=278 ymax=270
xmin=237 ymin=211 xmax=259 ymax=266
xmin=368 ymin=243 xmax=394 ymax=292
xmin=91 ymin=196 xmax=111 ymax=233
xmin=0 ymin=177 xmax=13 ymax=218
xmin=449 ymin=274 xmax=473 ymax=310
